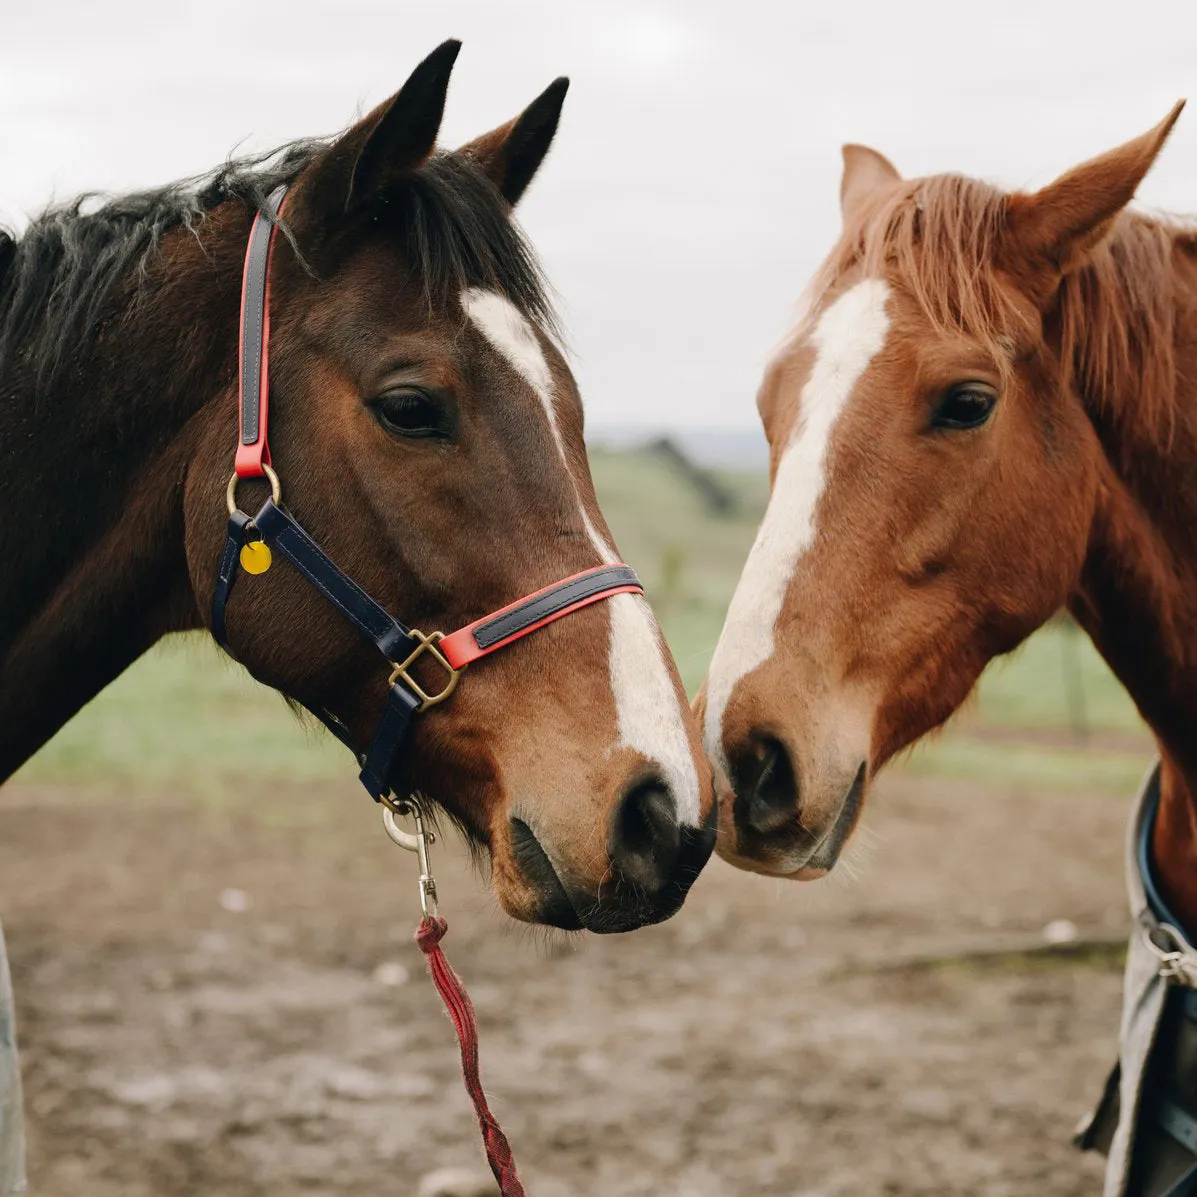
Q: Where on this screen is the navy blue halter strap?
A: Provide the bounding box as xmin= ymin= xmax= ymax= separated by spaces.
xmin=211 ymin=494 xmax=424 ymax=800
xmin=212 ymin=186 xmax=644 ymax=806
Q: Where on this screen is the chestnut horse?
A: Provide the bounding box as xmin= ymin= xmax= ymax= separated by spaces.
xmin=0 ymin=41 xmax=715 ymax=934
xmin=701 ymin=108 xmax=1197 ymax=1193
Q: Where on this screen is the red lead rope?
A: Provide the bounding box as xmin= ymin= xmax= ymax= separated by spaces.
xmin=416 ymin=917 xmax=526 ymax=1197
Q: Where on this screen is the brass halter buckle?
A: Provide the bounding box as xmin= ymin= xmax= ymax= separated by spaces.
xmin=388 ymin=630 xmax=464 ymax=711
xmin=382 ymin=793 xmax=439 ymax=918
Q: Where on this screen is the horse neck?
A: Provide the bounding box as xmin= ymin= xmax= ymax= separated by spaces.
xmin=0 ymin=205 xmax=250 ymax=779
xmin=1068 ymin=230 xmax=1197 ymax=933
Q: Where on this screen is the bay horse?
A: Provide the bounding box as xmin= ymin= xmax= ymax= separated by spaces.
xmin=0 ymin=40 xmax=715 ymax=935
xmin=701 ymin=108 xmax=1197 ymax=1193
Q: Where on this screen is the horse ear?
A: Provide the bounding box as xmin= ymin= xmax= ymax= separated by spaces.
xmin=459 ymin=77 xmax=569 ymax=206
xmin=841 ymin=144 xmax=901 ymax=225
xmin=302 ymin=40 xmax=461 ymax=215
xmin=1005 ymin=101 xmax=1185 ymax=276
xmin=342 ymin=39 xmax=462 ymax=210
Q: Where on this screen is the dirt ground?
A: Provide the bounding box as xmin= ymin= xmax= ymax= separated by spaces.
xmin=0 ymin=767 xmax=1141 ymax=1197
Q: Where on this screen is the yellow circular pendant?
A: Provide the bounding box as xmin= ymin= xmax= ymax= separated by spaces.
xmin=239 ymin=540 xmax=273 ymax=575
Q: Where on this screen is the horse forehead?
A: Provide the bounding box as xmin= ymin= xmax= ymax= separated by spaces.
xmin=461 ymin=287 xmax=555 ymax=398
xmin=772 ymin=278 xmax=894 ymax=448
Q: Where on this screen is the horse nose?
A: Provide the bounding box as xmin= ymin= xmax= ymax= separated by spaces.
xmin=733 ymin=736 xmax=799 ymax=838
xmin=506 ymin=773 xmax=716 ymax=934
xmin=609 ymin=775 xmax=684 ymax=892
xmin=726 ymin=733 xmax=867 ymax=873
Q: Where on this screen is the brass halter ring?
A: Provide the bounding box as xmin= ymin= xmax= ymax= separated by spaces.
xmin=226 ymin=463 xmax=282 ymax=516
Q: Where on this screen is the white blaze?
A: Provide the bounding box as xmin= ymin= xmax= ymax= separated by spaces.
xmin=703 ymin=278 xmax=892 ymax=769
xmin=462 ymin=288 xmax=701 ymax=825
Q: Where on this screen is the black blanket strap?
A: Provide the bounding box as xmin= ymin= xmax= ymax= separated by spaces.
xmin=1157 ymin=1097 xmax=1197 ymax=1156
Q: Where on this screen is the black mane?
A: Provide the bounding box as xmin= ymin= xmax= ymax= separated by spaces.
xmin=0 ymin=138 xmax=554 ymax=393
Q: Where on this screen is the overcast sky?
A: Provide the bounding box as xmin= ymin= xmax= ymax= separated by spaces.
xmin=2 ymin=0 xmax=1195 ymax=431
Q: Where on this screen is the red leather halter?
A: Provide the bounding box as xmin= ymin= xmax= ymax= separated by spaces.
xmin=213 ymin=184 xmax=643 ymax=802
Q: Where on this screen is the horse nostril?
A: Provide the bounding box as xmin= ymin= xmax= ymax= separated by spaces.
xmin=508 ymin=817 xmax=582 ymax=931
xmin=609 ymin=777 xmax=681 ymax=893
xmin=736 ymin=737 xmax=799 ymax=836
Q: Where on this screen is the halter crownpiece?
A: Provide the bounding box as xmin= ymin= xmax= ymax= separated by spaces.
xmin=234 ymin=185 xmax=283 ymax=479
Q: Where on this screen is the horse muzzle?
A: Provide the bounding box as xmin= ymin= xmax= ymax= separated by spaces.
xmin=504 ymin=787 xmax=717 ymax=934
xmin=720 ymin=735 xmax=867 ymax=877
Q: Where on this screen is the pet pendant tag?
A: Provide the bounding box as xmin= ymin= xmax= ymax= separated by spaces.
xmin=239 ymin=540 xmax=273 ymax=575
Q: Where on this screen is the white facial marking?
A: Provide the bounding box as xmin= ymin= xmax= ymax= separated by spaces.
xmin=704 ymin=278 xmax=892 ymax=770
xmin=462 ymin=288 xmax=701 ymax=826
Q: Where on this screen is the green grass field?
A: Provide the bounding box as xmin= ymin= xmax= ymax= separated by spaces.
xmin=15 ymin=447 xmax=1151 ymax=801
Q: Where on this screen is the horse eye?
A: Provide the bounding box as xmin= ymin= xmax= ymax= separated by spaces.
xmin=931 ymin=383 xmax=998 ymax=431
xmin=371 ymin=389 xmax=453 ymax=440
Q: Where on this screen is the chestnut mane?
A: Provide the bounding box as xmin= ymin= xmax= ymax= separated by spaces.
xmin=815 ymin=172 xmax=1197 ymax=433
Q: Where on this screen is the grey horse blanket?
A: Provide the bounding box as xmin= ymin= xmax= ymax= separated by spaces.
xmin=1077 ymin=762 xmax=1197 ymax=1196
xmin=0 ymin=922 xmax=25 ymax=1195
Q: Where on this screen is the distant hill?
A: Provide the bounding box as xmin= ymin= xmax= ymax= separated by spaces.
xmin=587 ymin=425 xmax=768 ymax=472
